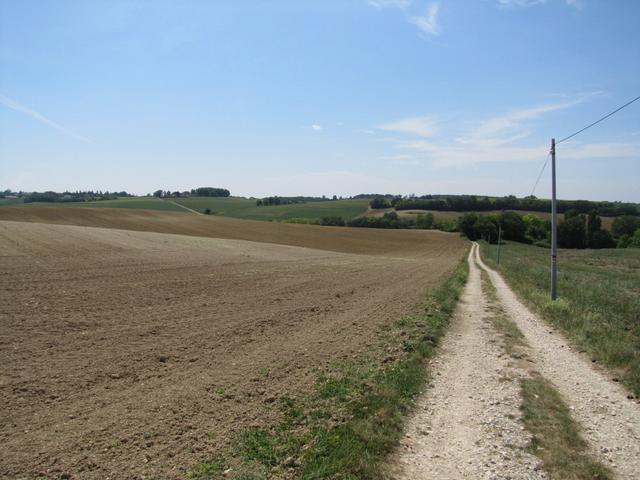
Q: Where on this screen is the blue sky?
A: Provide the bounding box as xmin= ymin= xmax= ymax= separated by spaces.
xmin=1 ymin=0 xmax=638 ymax=201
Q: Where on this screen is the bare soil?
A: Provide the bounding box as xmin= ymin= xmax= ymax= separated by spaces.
xmin=0 ymin=216 xmax=464 ymax=480
xmin=0 ymin=207 xmax=449 ymax=257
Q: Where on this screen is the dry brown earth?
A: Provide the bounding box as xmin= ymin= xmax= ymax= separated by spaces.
xmin=0 ymin=213 xmax=464 ymax=480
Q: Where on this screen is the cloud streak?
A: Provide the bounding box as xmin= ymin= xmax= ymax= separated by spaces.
xmin=367 ymin=0 xmax=411 ymax=9
xmin=377 ymin=116 xmax=438 ymax=137
xmin=378 ymin=94 xmax=638 ymax=168
xmin=0 ymin=94 xmax=90 ymax=142
xmin=410 ymin=3 xmax=441 ymax=36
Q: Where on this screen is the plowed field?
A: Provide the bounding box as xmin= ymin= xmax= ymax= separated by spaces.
xmin=0 ymin=210 xmax=464 ymax=479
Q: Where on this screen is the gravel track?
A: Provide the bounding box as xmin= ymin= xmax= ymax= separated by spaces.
xmin=389 ymin=244 xmax=544 ymax=479
xmin=390 ymin=242 xmax=640 ymax=480
xmin=474 ymin=243 xmax=640 ymax=479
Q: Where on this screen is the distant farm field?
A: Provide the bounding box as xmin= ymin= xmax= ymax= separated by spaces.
xmin=5 ymin=196 xmax=186 ymax=212
xmin=479 ymin=241 xmax=640 ymax=395
xmin=174 ymin=197 xmax=371 ymax=220
xmin=0 ymin=211 xmax=465 ymax=479
xmin=2 ymin=197 xmax=371 ymax=222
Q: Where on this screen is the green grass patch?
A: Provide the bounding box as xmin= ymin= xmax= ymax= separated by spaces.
xmin=480 ymin=265 xmax=612 ymax=480
xmin=480 ymin=269 xmax=529 ymax=357
xmin=188 ymin=249 xmax=470 ymax=479
xmin=479 ymin=241 xmax=640 ymax=396
xmin=521 ymin=377 xmax=613 ymax=480
xmin=173 ymin=197 xmax=370 ymax=222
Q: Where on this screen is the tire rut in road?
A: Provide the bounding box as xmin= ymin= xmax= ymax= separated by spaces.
xmin=474 ymin=243 xmax=640 ymax=480
xmin=388 ymin=244 xmax=544 ymax=479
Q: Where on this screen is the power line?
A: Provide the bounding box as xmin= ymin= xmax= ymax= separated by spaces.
xmin=530 ymin=150 xmax=551 ymax=196
xmin=556 ymin=94 xmax=640 ymax=144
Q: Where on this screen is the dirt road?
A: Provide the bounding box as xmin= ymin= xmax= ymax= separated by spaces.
xmin=390 ymin=243 xmax=640 ymax=479
xmin=0 ymin=219 xmax=464 ymax=479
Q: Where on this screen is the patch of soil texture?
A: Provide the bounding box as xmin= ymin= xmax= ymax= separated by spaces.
xmin=0 ymin=206 xmax=454 ymax=257
xmin=0 ymin=219 xmax=464 ymax=479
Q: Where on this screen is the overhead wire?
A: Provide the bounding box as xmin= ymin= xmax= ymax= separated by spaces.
xmin=556 ymin=94 xmax=640 ymax=144
xmin=530 ymin=150 xmax=551 ymax=196
xmin=529 ymin=94 xmax=639 ymax=196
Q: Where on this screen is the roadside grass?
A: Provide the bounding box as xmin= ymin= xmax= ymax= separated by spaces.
xmin=187 ymin=248 xmax=470 ymax=479
xmin=480 ymin=267 xmax=613 ymax=480
xmin=479 ymin=241 xmax=640 ymax=396
xmin=521 ymin=377 xmax=612 ymax=480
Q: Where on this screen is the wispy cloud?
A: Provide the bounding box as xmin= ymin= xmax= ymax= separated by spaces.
xmin=455 ymin=97 xmax=588 ymax=147
xmin=311 ymin=124 xmax=323 ymax=131
xmin=565 ymin=0 xmax=583 ymax=9
xmin=378 ymin=94 xmax=637 ymax=167
xmin=497 ymin=0 xmax=547 ymax=8
xmin=367 ymin=0 xmax=411 ymax=9
xmin=369 ymin=0 xmax=441 ymax=37
xmin=497 ymin=0 xmax=582 ymax=9
xmin=410 ymin=3 xmax=441 ymax=36
xmin=377 ymin=116 xmax=438 ymax=137
xmin=0 ymin=94 xmax=90 ymax=142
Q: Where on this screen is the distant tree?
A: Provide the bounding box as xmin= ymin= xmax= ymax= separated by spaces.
xmin=630 ymin=229 xmax=640 ymax=248
xmin=458 ymin=213 xmax=480 ymax=240
xmin=498 ymin=211 xmax=527 ymax=242
xmin=589 ymin=229 xmax=616 ymax=249
xmin=370 ymin=198 xmax=390 ymax=209
xmin=195 ymin=187 xmax=230 ymax=197
xmin=586 ymin=210 xmax=601 ymax=246
xmin=523 ymin=214 xmax=549 ymax=241
xmin=585 ymin=210 xmax=615 ymax=248
xmin=332 ymin=195 xmax=337 ymax=201
xmin=612 ymin=215 xmax=640 ymax=239
xmin=564 ymin=208 xmax=581 ymax=220
xmin=416 ymin=212 xmax=435 ymax=229
xmin=204 ymin=208 xmax=211 ymax=215
xmin=558 ymin=214 xmax=586 ymax=248
xmin=475 ymin=215 xmax=498 ymax=243
xmin=618 ymin=234 xmax=632 ymax=248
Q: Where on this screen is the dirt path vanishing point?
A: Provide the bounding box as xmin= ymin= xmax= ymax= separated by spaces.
xmin=390 ymin=243 xmax=640 ymax=480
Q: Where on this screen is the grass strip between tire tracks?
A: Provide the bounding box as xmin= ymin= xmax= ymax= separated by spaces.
xmin=478 ymin=240 xmax=640 ymax=396
xmin=187 ymin=248 xmax=470 ymax=479
xmin=480 ymin=269 xmax=613 ymax=480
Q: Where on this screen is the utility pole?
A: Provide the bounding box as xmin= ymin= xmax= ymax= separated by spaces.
xmin=496 ymin=221 xmax=502 ymax=265
xmin=550 ymin=138 xmax=557 ymax=301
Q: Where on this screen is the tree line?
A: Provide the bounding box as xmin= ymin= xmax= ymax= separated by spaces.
xmin=256 ymin=195 xmax=341 ymax=206
xmin=370 ymin=194 xmax=639 ymax=217
xmin=18 ymin=190 xmax=132 ymax=203
xmin=152 ymin=187 xmax=230 ymax=198
xmin=458 ymin=210 xmax=640 ymax=249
